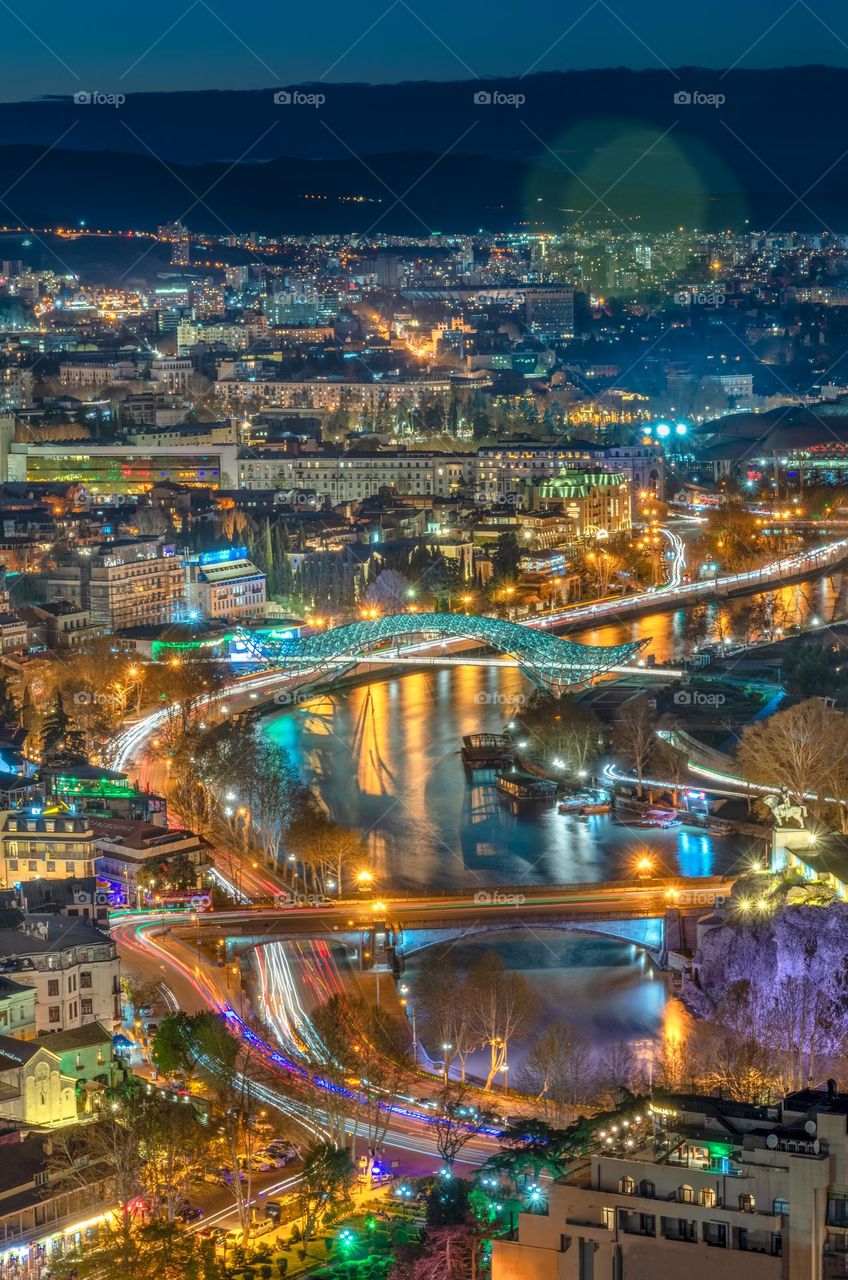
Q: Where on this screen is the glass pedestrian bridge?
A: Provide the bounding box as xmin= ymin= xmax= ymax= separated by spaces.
xmin=235 ymin=612 xmax=646 ymax=696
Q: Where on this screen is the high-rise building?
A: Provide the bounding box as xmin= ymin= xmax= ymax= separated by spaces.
xmin=525 ymin=286 xmax=575 ymax=340
xmin=157 ymin=220 xmax=191 ymax=265
xmin=376 ymin=254 xmax=403 ymax=289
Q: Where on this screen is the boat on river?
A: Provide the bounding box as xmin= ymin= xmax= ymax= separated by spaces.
xmin=461 ymin=733 xmax=516 ymax=768
xmin=558 ymin=790 xmax=612 ymax=816
xmin=496 ymin=771 xmax=559 ymax=806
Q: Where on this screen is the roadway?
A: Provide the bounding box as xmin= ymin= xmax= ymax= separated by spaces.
xmin=170 ymin=876 xmax=731 ymax=940
xmin=112 ymin=911 xmax=499 ymax=1179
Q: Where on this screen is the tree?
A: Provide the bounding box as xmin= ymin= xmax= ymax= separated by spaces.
xmin=467 ymin=952 xmax=539 ymax=1090
xmin=0 ymin=671 xmax=16 ymax=725
xmin=581 ymin=547 xmax=623 ymax=599
xmin=517 ymin=694 xmax=602 ymax=777
xmin=140 ymin=1096 xmax=214 ymax=1223
xmin=47 ymin=1083 xmax=210 ymax=1279
xmin=737 ymin=699 xmax=848 ymax=830
xmin=39 ymin=689 xmax=87 ymax=763
xmin=612 ymin=696 xmax=656 ymax=799
xmin=414 ymin=952 xmax=478 ymax=1082
xmin=431 ymin=1082 xmax=494 ymax=1169
xmin=296 ymin=1142 xmax=354 ymax=1255
xmin=363 ymin=568 xmax=411 ymax=615
xmin=285 ymin=802 xmax=365 ymax=894
xmin=492 ymin=531 xmax=521 ymax=582
xmin=50 ymin=1219 xmax=217 ymax=1280
xmin=517 ymin=1021 xmax=596 ymax=1125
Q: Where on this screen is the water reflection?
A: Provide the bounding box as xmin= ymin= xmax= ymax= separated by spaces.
xmin=265 ymin=667 xmax=742 ymax=891
xmin=264 ymin=575 xmax=843 ymax=889
xmin=404 ymin=933 xmax=667 ymax=1075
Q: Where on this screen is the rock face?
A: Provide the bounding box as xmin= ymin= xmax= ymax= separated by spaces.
xmin=685 ymin=902 xmax=848 ymax=1027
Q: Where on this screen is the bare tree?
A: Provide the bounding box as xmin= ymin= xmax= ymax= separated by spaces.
xmin=467 ymin=952 xmax=539 ymax=1091
xmin=737 ymin=699 xmax=848 ymax=828
xmin=612 ymin=696 xmax=656 ymax=799
xmin=415 ymin=952 xmax=478 ymax=1082
xmin=517 ymin=1021 xmax=596 ymax=1125
xmin=431 ymin=1081 xmax=494 ymax=1169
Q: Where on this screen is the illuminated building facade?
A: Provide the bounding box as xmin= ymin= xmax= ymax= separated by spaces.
xmin=184 ymin=546 xmax=267 ymax=620
xmin=9 ymin=443 xmax=239 ymax=494
xmin=48 ymin=539 xmax=183 ymax=631
xmin=492 ymin=1088 xmax=848 ymax=1280
xmin=536 ymin=471 xmax=632 ymax=538
xmin=0 ymin=806 xmax=96 ymax=888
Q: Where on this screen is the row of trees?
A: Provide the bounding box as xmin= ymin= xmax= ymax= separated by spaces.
xmin=160 ymin=713 xmax=367 ymax=893
xmin=49 ymin=1078 xmax=228 ymax=1279
xmin=414 ymin=952 xmax=538 ymax=1091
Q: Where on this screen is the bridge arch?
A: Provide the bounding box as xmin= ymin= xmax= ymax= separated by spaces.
xmin=236 ymin=612 xmax=646 ymax=696
xmin=398 ymin=917 xmax=665 ymax=955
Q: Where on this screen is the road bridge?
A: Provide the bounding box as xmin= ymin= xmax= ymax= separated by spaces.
xmin=170 ymin=875 xmax=732 ymax=961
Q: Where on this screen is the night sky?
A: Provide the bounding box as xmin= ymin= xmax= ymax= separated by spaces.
xmin=4 ymin=0 xmax=848 ymax=99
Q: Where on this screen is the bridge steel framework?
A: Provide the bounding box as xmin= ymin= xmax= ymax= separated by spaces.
xmin=236 ymin=612 xmax=646 ymax=697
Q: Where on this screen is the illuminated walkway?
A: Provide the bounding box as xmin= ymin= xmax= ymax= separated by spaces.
xmin=235 ymin=612 xmax=645 ymax=697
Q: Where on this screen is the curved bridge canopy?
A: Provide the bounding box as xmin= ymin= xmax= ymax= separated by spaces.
xmin=237 ymin=612 xmax=646 ymax=696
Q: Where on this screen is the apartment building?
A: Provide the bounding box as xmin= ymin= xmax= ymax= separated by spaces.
xmin=183 ymin=546 xmax=266 ymax=619
xmin=58 ymin=359 xmax=136 ymax=388
xmin=215 ymin=376 xmax=452 ymax=411
xmin=492 ymin=1087 xmax=848 ymax=1280
xmin=0 ymin=976 xmax=35 ymax=1041
xmin=47 ymin=539 xmax=183 ymax=631
xmin=536 ymin=470 xmax=632 ymax=539
xmin=0 ymin=916 xmax=120 ymax=1034
xmin=0 ymin=805 xmax=96 ymax=888
xmin=239 ymin=450 xmax=468 ymax=501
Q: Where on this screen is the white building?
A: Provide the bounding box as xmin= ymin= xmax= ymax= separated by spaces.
xmin=183 ymin=547 xmax=266 ymax=620
xmin=0 ymin=1035 xmax=77 ymax=1127
xmin=238 ymin=450 xmax=468 ymax=501
xmin=0 ymin=805 xmax=96 ymax=888
xmin=0 ymin=917 xmax=120 ymax=1034
xmin=493 ymin=1087 xmax=848 ymax=1280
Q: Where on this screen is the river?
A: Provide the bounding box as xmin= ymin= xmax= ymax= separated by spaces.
xmin=261 ymin=571 xmax=848 ymax=1061
xmin=264 ymin=573 xmax=848 ymax=891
